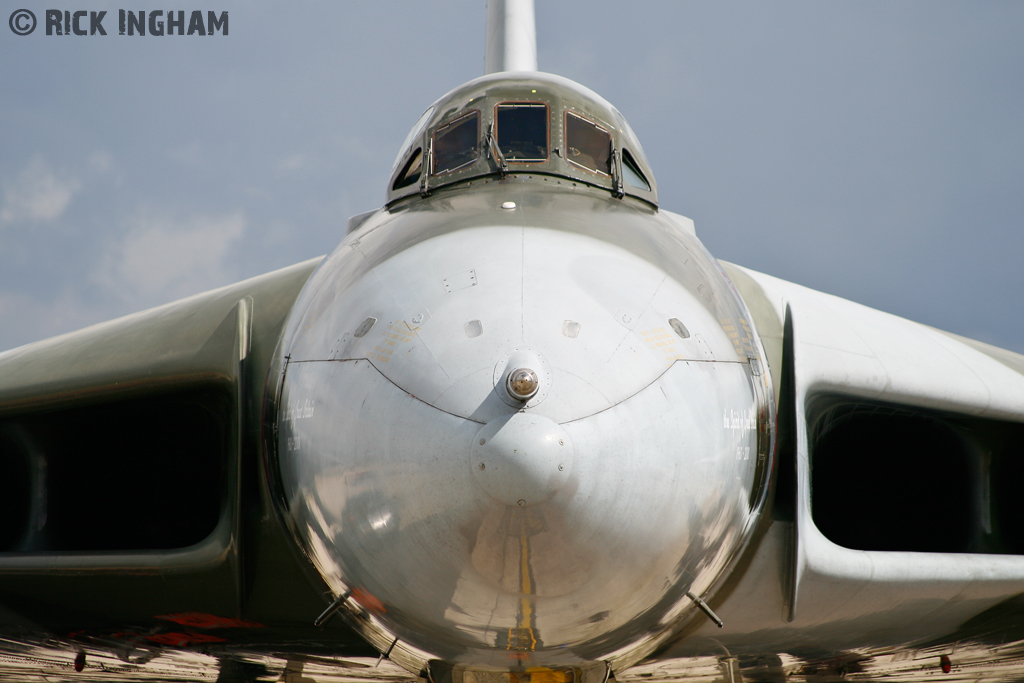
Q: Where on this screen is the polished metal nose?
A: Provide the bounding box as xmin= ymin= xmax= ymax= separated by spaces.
xmin=273 ymin=219 xmax=772 ymax=672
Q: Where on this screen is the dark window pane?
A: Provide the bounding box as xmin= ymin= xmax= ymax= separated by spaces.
xmin=497 ymin=103 xmax=548 ymax=162
xmin=392 ymin=148 xmax=422 ymax=190
xmin=566 ymin=112 xmax=611 ymax=176
xmin=622 ymin=149 xmax=651 ymax=191
xmin=433 ymin=112 xmax=480 ymax=175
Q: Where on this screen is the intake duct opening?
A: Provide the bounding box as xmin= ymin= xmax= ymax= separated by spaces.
xmin=0 ymin=388 xmax=230 ymax=552
xmin=809 ymin=397 xmax=1024 ymax=554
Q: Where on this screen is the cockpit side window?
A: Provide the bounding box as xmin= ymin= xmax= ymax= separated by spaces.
xmin=496 ymin=103 xmax=548 ymax=162
xmin=565 ymin=112 xmax=612 ymax=176
xmin=392 ymin=148 xmax=422 ymax=191
xmin=392 ymin=105 xmax=434 ymax=174
xmin=621 ymin=148 xmax=651 ymax=192
xmin=433 ymin=111 xmax=480 ymax=175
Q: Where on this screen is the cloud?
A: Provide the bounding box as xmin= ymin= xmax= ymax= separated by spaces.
xmin=89 ymin=151 xmax=114 ymax=174
xmin=0 ymin=210 xmax=246 ymax=352
xmin=94 ymin=209 xmax=246 ymax=307
xmin=0 ymin=156 xmax=80 ymax=225
xmin=0 ymin=289 xmax=113 ymax=353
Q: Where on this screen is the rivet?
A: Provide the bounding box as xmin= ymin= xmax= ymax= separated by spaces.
xmin=502 ymin=201 xmax=517 ymax=210
xmin=558 ymin=464 xmax=564 ymax=471
xmin=517 ymin=499 xmax=526 ymax=506
xmin=559 ymin=439 xmax=564 ymax=446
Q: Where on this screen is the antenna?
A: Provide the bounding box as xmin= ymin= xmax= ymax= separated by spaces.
xmin=485 ymin=0 xmax=537 ymax=74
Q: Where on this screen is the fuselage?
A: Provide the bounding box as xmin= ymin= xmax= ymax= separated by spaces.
xmin=268 ymin=165 xmax=775 ymax=675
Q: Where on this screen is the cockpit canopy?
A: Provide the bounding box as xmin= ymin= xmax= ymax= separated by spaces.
xmin=388 ymin=72 xmax=658 ymax=206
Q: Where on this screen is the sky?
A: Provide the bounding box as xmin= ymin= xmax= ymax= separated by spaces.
xmin=1 ymin=1 xmax=1022 ymax=353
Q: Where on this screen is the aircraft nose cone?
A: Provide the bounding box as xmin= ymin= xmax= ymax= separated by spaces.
xmin=471 ymin=413 xmax=573 ymax=507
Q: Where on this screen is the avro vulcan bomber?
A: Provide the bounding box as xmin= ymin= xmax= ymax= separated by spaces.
xmin=1 ymin=2 xmax=1024 ymax=681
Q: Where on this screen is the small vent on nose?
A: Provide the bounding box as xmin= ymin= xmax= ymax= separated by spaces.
xmin=669 ymin=318 xmax=690 ymax=339
xmin=354 ymin=317 xmax=377 ymax=338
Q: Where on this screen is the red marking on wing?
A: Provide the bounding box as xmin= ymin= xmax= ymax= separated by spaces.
xmin=154 ymin=612 xmax=264 ymax=629
xmin=146 ymin=632 xmax=228 ymax=647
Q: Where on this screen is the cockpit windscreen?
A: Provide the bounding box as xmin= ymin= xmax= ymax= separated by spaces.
xmin=433 ymin=111 xmax=480 ymax=175
xmin=496 ymin=103 xmax=548 ymax=162
xmin=565 ymin=112 xmax=612 ymax=176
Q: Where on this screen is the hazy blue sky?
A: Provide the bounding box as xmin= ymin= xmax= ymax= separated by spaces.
xmin=1 ymin=1 xmax=1022 ymax=352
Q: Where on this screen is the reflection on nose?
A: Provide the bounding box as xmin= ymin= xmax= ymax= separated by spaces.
xmin=272 ymin=215 xmax=773 ymax=673
xmin=471 ymin=413 xmax=573 ymax=508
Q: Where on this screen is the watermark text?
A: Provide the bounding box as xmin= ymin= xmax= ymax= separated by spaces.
xmin=9 ymin=9 xmax=228 ymax=36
